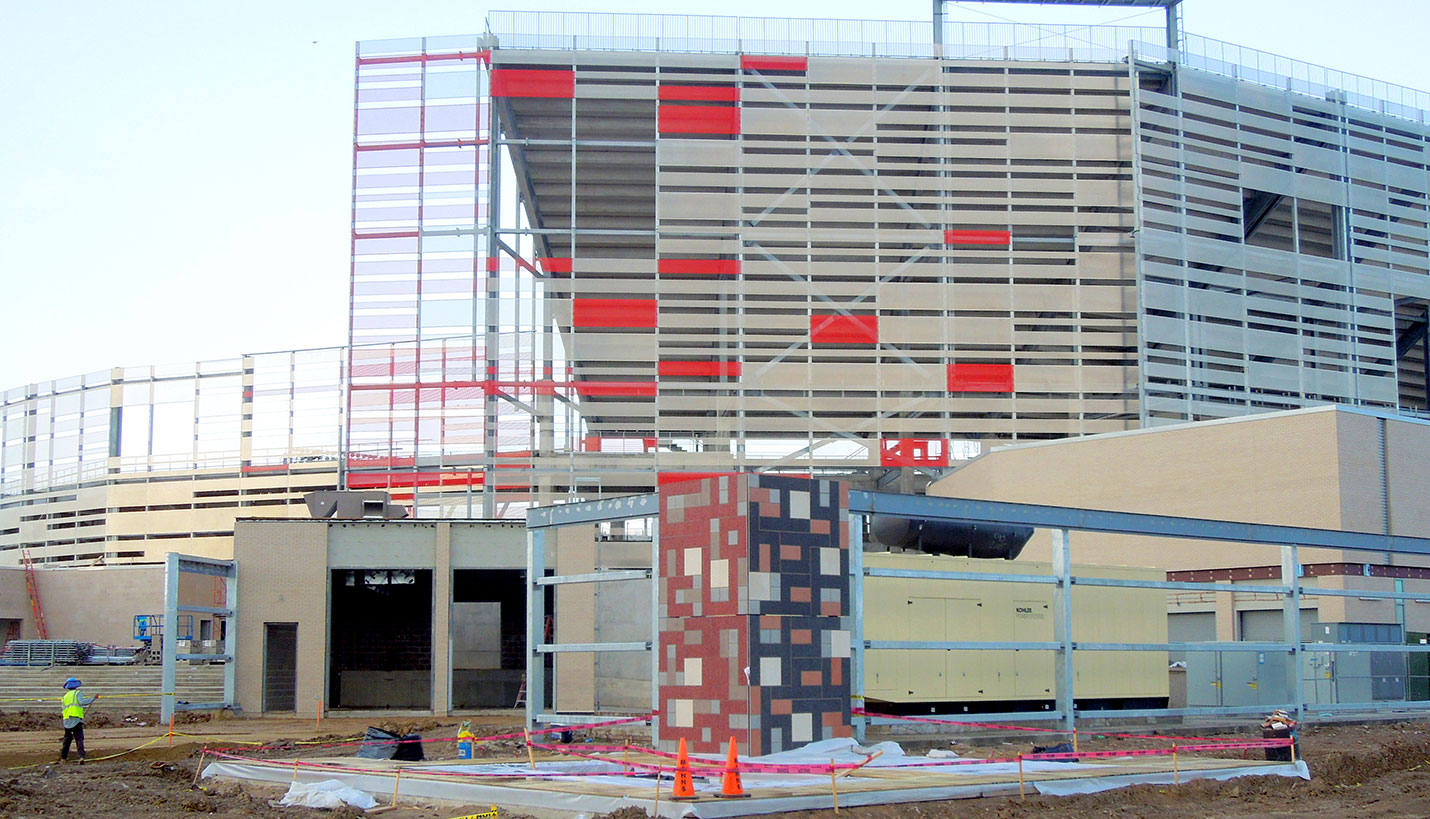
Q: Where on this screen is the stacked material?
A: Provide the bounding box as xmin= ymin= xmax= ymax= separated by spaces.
xmin=0 ymin=640 xmax=89 ymax=666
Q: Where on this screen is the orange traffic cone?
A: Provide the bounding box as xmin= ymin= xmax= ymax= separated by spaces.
xmin=717 ymin=736 xmax=748 ymax=798
xmin=671 ymin=737 xmax=698 ymax=800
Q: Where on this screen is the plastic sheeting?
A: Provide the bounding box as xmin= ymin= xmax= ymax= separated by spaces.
xmin=202 ymin=739 xmax=1314 ymax=819
xmin=1034 ymin=760 xmax=1311 ymax=796
xmin=277 ymin=778 xmax=380 ymax=809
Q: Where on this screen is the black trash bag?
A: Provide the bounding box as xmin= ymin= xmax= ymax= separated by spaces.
xmin=1031 ymin=741 xmax=1076 ymax=760
xmin=357 ymin=726 xmax=401 ymax=759
xmin=393 ymin=733 xmax=425 ymax=761
xmin=356 ymin=726 xmax=427 ymax=761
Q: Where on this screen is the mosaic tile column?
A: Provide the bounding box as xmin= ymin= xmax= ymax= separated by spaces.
xmin=657 ymin=474 xmax=851 ymax=755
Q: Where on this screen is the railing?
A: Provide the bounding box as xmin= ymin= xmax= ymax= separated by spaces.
xmin=459 ymin=10 xmax=1430 ymax=126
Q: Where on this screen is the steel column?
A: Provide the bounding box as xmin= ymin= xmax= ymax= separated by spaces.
xmin=526 ymin=528 xmax=547 ymax=731
xmin=1283 ymin=543 xmax=1305 ymax=721
xmin=650 ymin=518 xmax=661 ymax=747
xmin=1051 ymin=528 xmax=1075 ymax=733
xmin=850 ymin=512 xmax=866 ymax=742
xmin=160 ymin=552 xmax=179 ymax=725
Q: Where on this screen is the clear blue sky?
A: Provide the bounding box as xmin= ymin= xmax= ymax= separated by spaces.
xmin=2 ymin=1 xmax=1427 ymax=389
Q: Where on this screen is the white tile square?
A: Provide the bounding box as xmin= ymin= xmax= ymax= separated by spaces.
xmin=683 ymin=547 xmax=702 ymax=576
xmin=759 ymin=656 xmax=782 ymax=687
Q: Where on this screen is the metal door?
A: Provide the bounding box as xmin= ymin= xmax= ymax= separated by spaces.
xmin=263 ymin=623 xmax=298 ymax=712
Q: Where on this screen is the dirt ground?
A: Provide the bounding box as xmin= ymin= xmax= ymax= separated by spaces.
xmin=0 ymin=710 xmax=1427 ymax=818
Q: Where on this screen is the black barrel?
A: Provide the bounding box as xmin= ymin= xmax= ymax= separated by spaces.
xmin=869 ymin=515 xmax=1033 ymax=560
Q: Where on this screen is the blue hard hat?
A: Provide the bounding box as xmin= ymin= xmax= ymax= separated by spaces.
xmin=63 ymin=677 xmax=81 ymax=689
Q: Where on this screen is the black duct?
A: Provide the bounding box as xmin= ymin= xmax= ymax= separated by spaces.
xmin=869 ymin=515 xmax=1033 ymax=560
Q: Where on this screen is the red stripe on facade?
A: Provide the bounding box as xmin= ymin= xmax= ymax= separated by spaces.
xmin=740 ymin=55 xmax=808 ymax=72
xmin=658 ymin=471 xmax=741 ymax=486
xmin=658 ymin=85 xmax=740 ymax=102
xmin=658 ymin=105 xmax=741 ymax=135
xmin=945 ymin=229 xmax=1012 ymax=245
xmin=658 ymin=360 xmax=742 ymax=377
xmin=947 ymin=362 xmax=1014 ymax=392
xmin=573 ymin=298 xmax=658 ymax=328
xmin=658 ymin=258 xmax=740 ymax=276
xmin=538 ymin=257 xmax=573 ymax=274
xmin=346 ymin=470 xmax=483 ymax=489
xmin=486 ymin=256 xmax=500 ymax=273
xmin=810 ymin=314 xmax=878 ymax=344
xmin=490 ymin=68 xmax=575 ymax=99
xmin=879 ymin=439 xmax=951 ymax=468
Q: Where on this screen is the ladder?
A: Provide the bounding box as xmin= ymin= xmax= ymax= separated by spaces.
xmin=20 ymin=548 xmax=48 ymax=639
xmin=513 ymin=674 xmax=526 ymax=708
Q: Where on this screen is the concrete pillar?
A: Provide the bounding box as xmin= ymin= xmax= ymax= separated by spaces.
xmin=432 ymin=522 xmax=452 ymax=716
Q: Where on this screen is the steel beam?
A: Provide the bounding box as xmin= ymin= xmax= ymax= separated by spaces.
xmin=848 ymin=491 xmax=1430 ymax=556
xmin=527 ymin=493 xmax=659 ymax=529
xmin=868 ymin=640 xmax=1063 ymax=651
xmin=537 ymin=569 xmax=651 ymax=586
xmin=866 ymin=567 xmax=1055 ymax=585
xmin=1078 ymin=704 xmax=1282 ymax=720
xmin=1076 ymin=641 xmax=1287 ymax=652
xmin=537 ymin=641 xmax=650 ymax=654
xmin=863 ymin=710 xmax=1066 ymax=726
xmin=1301 ymin=642 xmax=1430 ymax=653
xmin=1072 ymin=577 xmax=1285 ymax=595
xmin=1302 ymin=587 xmax=1430 ymax=602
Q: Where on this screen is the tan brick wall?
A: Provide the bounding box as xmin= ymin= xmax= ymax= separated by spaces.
xmin=234 ymin=520 xmax=328 ymax=716
xmin=929 ymin=408 xmax=1351 ymax=570
xmin=1386 ymin=417 xmax=1430 ymax=539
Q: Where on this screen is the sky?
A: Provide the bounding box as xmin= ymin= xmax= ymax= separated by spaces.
xmin=3 ymin=0 xmax=1429 ymax=389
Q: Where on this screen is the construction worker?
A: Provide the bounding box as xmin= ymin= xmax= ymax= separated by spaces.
xmin=59 ymin=677 xmax=98 ymax=762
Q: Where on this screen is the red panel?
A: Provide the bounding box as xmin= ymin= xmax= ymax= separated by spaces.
xmin=740 ymin=55 xmax=808 ymax=72
xmin=945 ymin=229 xmax=1012 ymax=245
xmin=879 ymin=438 xmax=951 ymax=468
xmin=659 ymin=85 xmax=740 ymax=102
xmin=347 ymin=470 xmax=483 ymax=489
xmin=658 ymin=258 xmax=740 ymax=276
xmin=573 ymin=298 xmax=658 ymax=328
xmin=538 ymin=256 xmax=573 ymax=274
xmin=490 ymin=68 xmax=575 ymax=99
xmin=658 ymin=471 xmax=741 ymax=486
xmin=659 ymin=360 xmax=742 ymax=377
xmin=810 ymin=314 xmax=878 ymax=344
xmin=485 ymin=256 xmax=500 ymax=273
xmin=572 ymin=381 xmax=657 ymax=397
xmin=658 ymin=105 xmax=741 ymax=135
xmin=947 ymin=362 xmax=1015 ymax=392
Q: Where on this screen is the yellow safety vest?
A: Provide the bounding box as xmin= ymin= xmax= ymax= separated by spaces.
xmin=61 ymin=690 xmax=85 ymax=720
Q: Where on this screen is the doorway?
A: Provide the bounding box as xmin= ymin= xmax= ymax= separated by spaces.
xmin=263 ymin=623 xmax=298 ymax=712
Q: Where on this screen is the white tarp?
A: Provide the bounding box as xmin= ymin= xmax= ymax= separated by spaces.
xmin=276 ymin=778 xmax=379 ymax=809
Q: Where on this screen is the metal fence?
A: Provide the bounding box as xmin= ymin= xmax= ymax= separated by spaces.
xmin=525 ymin=489 xmax=1430 ymax=738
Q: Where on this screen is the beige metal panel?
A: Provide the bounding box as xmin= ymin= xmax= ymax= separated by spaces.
xmin=741 ymin=107 xmax=813 ymax=135
xmin=657 ymin=140 xmax=738 ymax=167
xmin=807 ymin=57 xmax=872 ymax=85
xmin=554 ymin=524 xmax=597 ymax=713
